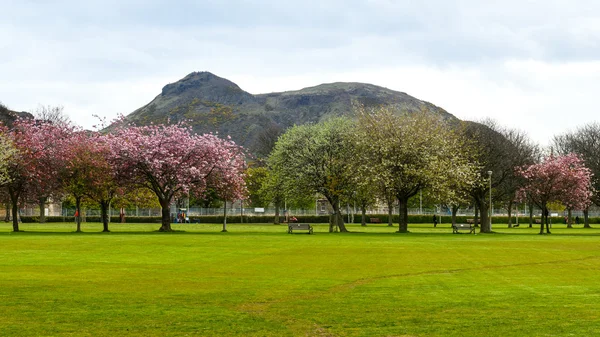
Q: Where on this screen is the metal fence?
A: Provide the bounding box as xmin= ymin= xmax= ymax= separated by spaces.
xmin=16 ymin=204 xmax=600 ymax=218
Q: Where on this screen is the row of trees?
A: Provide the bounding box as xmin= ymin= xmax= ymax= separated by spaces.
xmin=0 ymin=111 xmax=247 ymax=232
xmin=1 ymin=102 xmax=597 ymax=235
xmin=253 ymin=105 xmax=596 ymax=234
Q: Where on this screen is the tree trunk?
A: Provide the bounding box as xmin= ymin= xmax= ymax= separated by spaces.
xmin=8 ymin=187 xmax=20 ymax=232
xmin=159 ymin=198 xmax=172 ymax=232
xmin=4 ymin=203 xmax=10 ymax=222
xmin=540 ymin=206 xmax=550 ymax=234
xmin=476 ymin=198 xmax=490 ymax=233
xmin=274 ymin=204 xmax=280 ymax=224
xmin=38 ymin=197 xmax=47 ymax=223
xmin=507 ymin=200 xmax=513 ymax=228
xmin=222 ymin=200 xmax=228 ymax=232
xmin=75 ymin=196 xmax=82 ymax=232
xmin=387 ymin=198 xmax=394 ymax=227
xmin=397 ymin=196 xmax=409 ymax=233
xmin=361 ymin=202 xmax=367 ymax=227
xmin=567 ymin=209 xmax=572 ymax=228
xmin=474 ymin=204 xmax=479 ymax=228
xmin=584 ymin=208 xmax=591 ymax=228
xmin=327 ymin=198 xmax=348 ymax=232
xmin=100 ymin=200 xmax=110 ymax=232
xmin=451 ymin=205 xmax=459 ymax=226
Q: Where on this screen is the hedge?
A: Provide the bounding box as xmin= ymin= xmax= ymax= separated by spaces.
xmin=16 ymin=214 xmax=600 ymax=224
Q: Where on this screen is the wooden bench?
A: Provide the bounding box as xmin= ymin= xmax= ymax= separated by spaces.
xmin=466 ymin=219 xmax=478 ymax=225
xmin=452 ymin=223 xmax=475 ymax=234
xmin=288 ymin=223 xmax=313 ymax=234
xmin=535 ymin=219 xmax=542 ymax=224
xmin=370 ymin=217 xmax=382 ymax=223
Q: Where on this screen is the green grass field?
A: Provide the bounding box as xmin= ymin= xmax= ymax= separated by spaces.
xmin=1 ymin=222 xmax=600 ymax=336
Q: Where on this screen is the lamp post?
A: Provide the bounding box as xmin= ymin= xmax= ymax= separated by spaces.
xmin=488 ymin=171 xmax=493 ymax=231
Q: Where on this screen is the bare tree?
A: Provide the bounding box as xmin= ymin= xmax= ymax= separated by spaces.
xmin=463 ymin=119 xmax=539 ymax=232
xmin=251 ymin=122 xmax=284 ymax=160
xmin=31 ymin=104 xmax=71 ymax=126
xmin=496 ymin=127 xmax=540 ymax=227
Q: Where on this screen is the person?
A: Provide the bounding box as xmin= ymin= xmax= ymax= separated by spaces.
xmin=433 ymin=214 xmax=438 ymax=228
xmin=290 ymin=216 xmax=298 ymax=223
xmin=576 ymin=216 xmax=580 ymax=224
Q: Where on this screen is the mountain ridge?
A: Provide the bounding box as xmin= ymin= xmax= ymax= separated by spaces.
xmin=125 ymin=71 xmax=456 ymax=153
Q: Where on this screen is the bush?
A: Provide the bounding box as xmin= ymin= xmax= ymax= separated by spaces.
xmin=17 ymin=214 xmax=600 ymax=225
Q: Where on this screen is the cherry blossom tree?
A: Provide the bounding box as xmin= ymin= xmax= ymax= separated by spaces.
xmin=60 ymin=131 xmax=124 ymax=232
xmin=2 ymin=119 xmax=71 ymax=231
xmin=108 ymin=123 xmax=247 ymax=231
xmin=517 ymin=154 xmax=593 ymax=234
xmin=553 ymin=123 xmax=600 ymax=227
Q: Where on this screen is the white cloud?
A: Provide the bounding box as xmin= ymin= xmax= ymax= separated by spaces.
xmin=2 ymin=0 xmax=600 ymax=148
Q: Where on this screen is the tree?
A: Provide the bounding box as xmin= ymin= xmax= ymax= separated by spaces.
xmin=251 ymin=122 xmax=284 ymax=161
xmin=3 ymin=119 xmax=70 ymax=231
xmin=553 ymin=123 xmax=600 ymax=227
xmin=61 ymin=132 xmax=127 ymax=232
xmin=31 ymin=104 xmax=71 ymax=126
xmin=497 ymin=127 xmax=539 ymax=227
xmin=0 ymin=133 xmax=16 ymax=185
xmin=108 ymin=123 xmax=246 ymax=231
xmin=60 ymin=131 xmax=98 ymax=231
xmin=352 ymin=183 xmax=377 ymax=227
xmin=517 ymin=154 xmax=593 ymax=234
xmin=356 ymin=106 xmax=478 ymax=233
xmin=269 ymin=118 xmax=357 ymax=232
xmin=245 ymin=166 xmax=269 ymax=207
xmin=258 ymin=168 xmax=286 ymax=224
xmin=461 ymin=120 xmax=539 ymax=233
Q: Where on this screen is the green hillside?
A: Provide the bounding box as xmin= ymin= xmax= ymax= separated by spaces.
xmin=125 ymin=71 xmax=455 ymax=152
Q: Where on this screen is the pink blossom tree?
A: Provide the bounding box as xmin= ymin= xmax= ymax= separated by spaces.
xmin=517 ymin=154 xmax=593 ymax=234
xmin=2 ymin=119 xmax=71 ymax=231
xmin=61 ymin=131 xmax=125 ymax=232
xmin=108 ymin=123 xmax=247 ymax=231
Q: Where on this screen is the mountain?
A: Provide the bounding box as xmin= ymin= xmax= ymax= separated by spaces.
xmin=125 ymin=71 xmax=455 ymax=153
xmin=0 ymin=103 xmax=34 ymax=127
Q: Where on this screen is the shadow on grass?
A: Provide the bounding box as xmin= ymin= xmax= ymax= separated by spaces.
xmin=2 ymin=223 xmax=600 ymax=237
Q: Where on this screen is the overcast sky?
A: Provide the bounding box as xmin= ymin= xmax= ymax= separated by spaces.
xmin=2 ymin=0 xmax=599 ymax=145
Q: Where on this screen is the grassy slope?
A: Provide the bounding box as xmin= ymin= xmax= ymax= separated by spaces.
xmin=1 ymin=222 xmax=600 ymax=336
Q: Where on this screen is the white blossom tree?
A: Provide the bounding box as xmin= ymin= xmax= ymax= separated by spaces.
xmin=355 ymin=106 xmax=478 ymax=233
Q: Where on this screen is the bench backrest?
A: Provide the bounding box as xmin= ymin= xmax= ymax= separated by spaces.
xmin=454 ymin=224 xmax=472 ymax=228
xmin=289 ymin=223 xmax=311 ymax=230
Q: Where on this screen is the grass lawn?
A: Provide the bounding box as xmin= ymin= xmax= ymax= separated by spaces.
xmin=1 ymin=221 xmax=600 ymax=336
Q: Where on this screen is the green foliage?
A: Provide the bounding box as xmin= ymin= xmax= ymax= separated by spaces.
xmin=268 ymin=118 xmax=357 ymax=229
xmin=245 ymin=166 xmax=269 ymax=207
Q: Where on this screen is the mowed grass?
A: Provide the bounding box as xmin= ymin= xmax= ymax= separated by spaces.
xmin=1 ymin=222 xmax=600 ymax=336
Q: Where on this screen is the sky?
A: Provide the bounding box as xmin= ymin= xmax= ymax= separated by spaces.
xmin=2 ymin=0 xmax=599 ymax=146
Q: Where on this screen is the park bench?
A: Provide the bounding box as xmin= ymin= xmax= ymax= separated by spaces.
xmin=288 ymin=223 xmax=313 ymax=234
xmin=370 ymin=217 xmax=382 ymax=223
xmin=466 ymin=219 xmax=478 ymax=225
xmin=452 ymin=223 xmax=475 ymax=234
xmin=535 ymin=219 xmax=542 ymax=224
